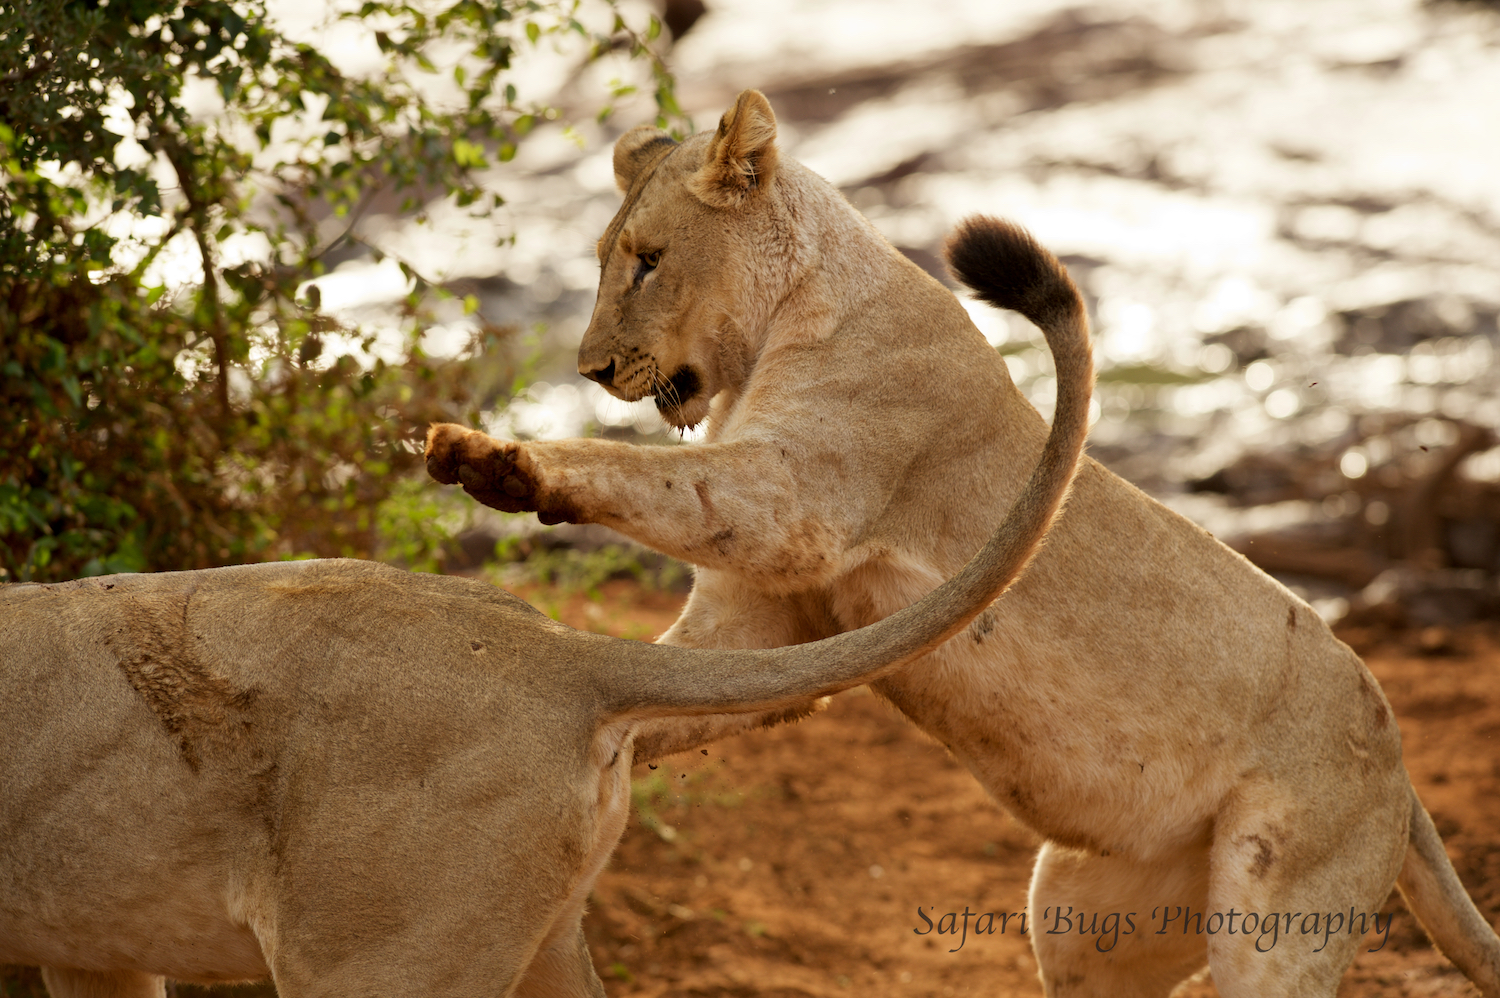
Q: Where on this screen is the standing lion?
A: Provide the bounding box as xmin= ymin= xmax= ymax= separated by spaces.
xmin=426 ymin=90 xmax=1500 ymax=996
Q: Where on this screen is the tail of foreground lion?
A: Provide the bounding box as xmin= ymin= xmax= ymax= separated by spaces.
xmin=1399 ymin=786 xmax=1500 ymax=996
xmin=597 ymin=216 xmax=1093 ymax=718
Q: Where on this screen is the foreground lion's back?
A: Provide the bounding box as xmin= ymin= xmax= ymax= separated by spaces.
xmin=0 ymin=560 xmax=602 ymax=980
xmin=0 ymin=571 xmax=276 ymax=978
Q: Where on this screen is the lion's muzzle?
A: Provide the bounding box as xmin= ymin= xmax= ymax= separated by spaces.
xmin=580 ymin=357 xmax=617 ymax=388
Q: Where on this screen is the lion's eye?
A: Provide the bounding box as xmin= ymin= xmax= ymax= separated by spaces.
xmin=640 ymin=250 xmax=662 ymax=270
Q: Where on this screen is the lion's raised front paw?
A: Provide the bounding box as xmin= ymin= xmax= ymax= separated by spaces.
xmin=424 ymin=423 xmax=477 ymax=485
xmin=424 ymin=423 xmax=537 ymax=513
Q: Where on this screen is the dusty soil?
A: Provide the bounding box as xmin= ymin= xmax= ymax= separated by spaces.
xmin=565 ymin=584 xmax=1500 ymax=998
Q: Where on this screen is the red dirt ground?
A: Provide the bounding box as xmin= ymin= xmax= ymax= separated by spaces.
xmin=558 ymin=582 xmax=1500 ymax=998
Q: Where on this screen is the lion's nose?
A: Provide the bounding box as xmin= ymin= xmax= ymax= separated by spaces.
xmin=580 ymin=359 xmax=617 ymax=388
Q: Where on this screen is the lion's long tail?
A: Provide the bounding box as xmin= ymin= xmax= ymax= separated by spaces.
xmin=595 ymin=216 xmax=1093 ymax=719
xmin=1398 ymin=783 xmax=1500 ymax=996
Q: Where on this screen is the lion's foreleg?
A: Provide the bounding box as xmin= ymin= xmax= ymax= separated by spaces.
xmin=426 ymin=425 xmax=847 ymax=581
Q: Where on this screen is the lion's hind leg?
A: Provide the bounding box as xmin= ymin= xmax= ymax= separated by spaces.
xmin=1204 ymin=777 xmax=1408 ymax=998
xmin=39 ymin=968 xmax=165 ymax=998
xmin=1028 ymin=841 xmax=1210 ymax=997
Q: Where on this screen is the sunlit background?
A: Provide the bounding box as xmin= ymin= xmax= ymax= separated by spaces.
xmin=168 ymin=0 xmax=1500 ymax=622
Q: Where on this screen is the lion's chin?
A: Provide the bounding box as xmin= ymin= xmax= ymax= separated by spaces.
xmin=654 ymin=392 xmax=709 ymax=431
xmin=652 ymin=365 xmax=708 ymax=430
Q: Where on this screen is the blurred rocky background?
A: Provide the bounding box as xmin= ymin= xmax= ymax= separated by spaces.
xmin=316 ymin=0 xmax=1499 ymax=634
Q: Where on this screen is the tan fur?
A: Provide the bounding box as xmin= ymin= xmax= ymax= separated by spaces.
xmin=1 ymin=336 xmax=1084 ymax=998
xmin=425 ymin=90 xmax=1500 ymax=997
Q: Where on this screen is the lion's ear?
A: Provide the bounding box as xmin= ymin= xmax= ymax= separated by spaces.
xmin=688 ymin=89 xmax=779 ymax=208
xmin=613 ymin=125 xmax=677 ymax=192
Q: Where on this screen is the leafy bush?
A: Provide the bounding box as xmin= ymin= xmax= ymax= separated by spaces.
xmin=0 ymin=0 xmax=680 ymax=582
xmin=491 ymin=533 xmax=691 ymax=594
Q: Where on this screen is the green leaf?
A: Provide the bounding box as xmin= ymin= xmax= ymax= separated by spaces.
xmin=452 ymin=137 xmax=489 ymax=168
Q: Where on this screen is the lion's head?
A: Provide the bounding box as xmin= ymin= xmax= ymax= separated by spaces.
xmin=577 ymin=90 xmax=801 ymax=430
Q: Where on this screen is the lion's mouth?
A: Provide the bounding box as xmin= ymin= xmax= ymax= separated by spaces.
xmin=653 ymin=365 xmax=702 ymax=422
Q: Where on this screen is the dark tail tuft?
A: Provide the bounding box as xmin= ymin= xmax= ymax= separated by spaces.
xmin=944 ymin=216 xmax=1082 ymax=329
